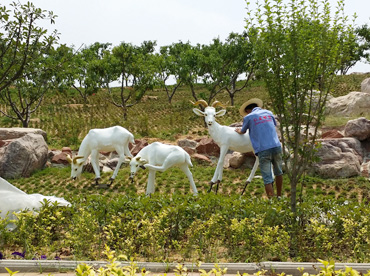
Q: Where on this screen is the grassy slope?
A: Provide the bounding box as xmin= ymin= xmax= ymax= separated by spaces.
xmin=1 ymin=74 xmax=370 ymax=202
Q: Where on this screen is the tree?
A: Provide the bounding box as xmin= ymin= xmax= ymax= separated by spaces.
xmin=0 ymin=1 xmax=58 ymax=127
xmin=199 ymin=33 xmax=257 ymax=106
xmin=0 ymin=1 xmax=58 ymax=93
xmin=246 ymin=0 xmax=355 ymax=212
xmin=107 ymin=41 xmax=157 ymax=120
xmin=71 ymin=42 xmax=112 ymax=102
xmin=355 ymin=24 xmax=370 ymax=65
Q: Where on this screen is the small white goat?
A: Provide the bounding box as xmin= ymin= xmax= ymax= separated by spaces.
xmin=67 ymin=126 xmax=134 ymax=186
xmin=126 ymin=142 xmax=198 ymax=195
xmin=192 ymin=100 xmax=259 ymax=194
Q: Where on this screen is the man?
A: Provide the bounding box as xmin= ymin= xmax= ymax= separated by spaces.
xmin=235 ymin=98 xmax=283 ymax=198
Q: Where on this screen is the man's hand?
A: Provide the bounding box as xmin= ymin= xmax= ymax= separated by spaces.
xmin=235 ymin=128 xmax=243 ymax=134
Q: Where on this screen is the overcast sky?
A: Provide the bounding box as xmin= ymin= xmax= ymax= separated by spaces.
xmin=2 ymin=0 xmax=370 ymax=73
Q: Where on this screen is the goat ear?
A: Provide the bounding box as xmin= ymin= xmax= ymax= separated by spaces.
xmin=124 ymin=156 xmax=132 ymax=163
xmin=139 ymin=158 xmax=148 ymax=165
xmin=193 ymin=108 xmax=205 ymax=117
xmin=215 ymin=109 xmax=226 ymax=117
xmin=66 ymin=154 xmax=73 ymax=164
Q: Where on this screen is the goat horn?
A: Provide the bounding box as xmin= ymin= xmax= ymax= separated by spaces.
xmin=191 ymin=100 xmax=208 ymax=108
xmin=66 ymin=154 xmax=73 ymax=164
xmin=73 ymin=156 xmax=84 ymax=164
xmin=211 ymin=101 xmax=225 ymax=108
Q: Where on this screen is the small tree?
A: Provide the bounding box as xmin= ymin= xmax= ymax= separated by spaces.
xmin=201 ymin=33 xmax=257 ymax=106
xmin=108 ymin=41 xmax=157 ymax=121
xmin=246 ymin=0 xmax=356 ymax=212
xmin=0 ymin=1 xmax=58 ymax=127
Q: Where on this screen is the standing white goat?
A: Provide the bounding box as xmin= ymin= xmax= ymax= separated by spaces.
xmin=67 ymin=126 xmax=134 ymax=186
xmin=126 ymin=142 xmax=198 ymax=195
xmin=192 ymin=100 xmax=259 ymax=194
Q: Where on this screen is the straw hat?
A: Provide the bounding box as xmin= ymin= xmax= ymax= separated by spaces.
xmin=239 ymin=98 xmax=263 ymax=117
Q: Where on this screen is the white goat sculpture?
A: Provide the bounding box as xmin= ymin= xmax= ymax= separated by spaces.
xmin=126 ymin=142 xmax=198 ymax=195
xmin=192 ymin=100 xmax=259 ymax=194
xmin=67 ymin=126 xmax=134 ymax=186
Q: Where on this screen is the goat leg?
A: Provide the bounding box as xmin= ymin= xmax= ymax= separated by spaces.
xmin=241 ymin=180 xmax=250 ymax=195
xmin=215 ymin=180 xmax=220 ymax=194
xmin=208 ymin=181 xmax=215 ymax=193
xmin=108 ymin=177 xmax=114 ymax=186
xmin=94 ymin=177 xmax=100 ymax=185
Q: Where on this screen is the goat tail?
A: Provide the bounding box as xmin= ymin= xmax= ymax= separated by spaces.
xmin=185 ymin=153 xmax=193 ymax=167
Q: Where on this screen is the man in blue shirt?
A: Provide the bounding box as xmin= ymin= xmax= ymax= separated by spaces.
xmin=235 ymin=98 xmax=283 ymax=198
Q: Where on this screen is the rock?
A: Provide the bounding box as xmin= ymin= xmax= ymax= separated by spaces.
xmin=130 ymin=139 xmax=148 ymax=156
xmin=192 ymin=153 xmax=212 ymax=163
xmin=344 ymin=117 xmax=370 ymax=141
xmin=182 ymin=147 xmax=196 ymax=156
xmin=326 ymin=92 xmax=370 ymax=116
xmin=312 ymin=138 xmax=363 ymax=178
xmin=62 ymin=147 xmax=73 ymax=156
xmin=177 ymin=139 xmax=197 ymax=149
xmin=0 ymin=133 xmax=48 ymax=178
xmin=51 ymin=152 xmax=70 ymax=165
xmin=0 ymin=127 xmax=47 ymax=141
xmin=228 ymin=152 xmax=247 ymax=169
xmin=322 ymin=129 xmax=344 ymax=139
xmin=361 ymin=78 xmax=370 ymax=93
xmin=195 ymin=137 xmax=220 ymax=157
xmin=361 ymin=161 xmax=370 ymax=178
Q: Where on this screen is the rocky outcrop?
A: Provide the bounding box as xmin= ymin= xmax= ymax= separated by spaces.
xmin=0 ymin=127 xmax=47 ymax=141
xmin=326 ymin=92 xmax=370 ymax=117
xmin=344 ymin=117 xmax=370 ymax=141
xmin=0 ymin=132 xmax=48 ymax=178
xmin=361 ymin=78 xmax=370 ymax=93
xmin=312 ymin=138 xmax=363 ymax=178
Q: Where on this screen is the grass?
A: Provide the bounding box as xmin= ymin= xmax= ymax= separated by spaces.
xmin=1 ymin=74 xmax=370 ymax=201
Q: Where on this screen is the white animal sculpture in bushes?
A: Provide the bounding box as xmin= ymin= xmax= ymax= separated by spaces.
xmin=67 ymin=126 xmax=134 ymax=186
xmin=126 ymin=142 xmax=198 ymax=195
xmin=0 ymin=177 xmax=71 ymax=230
xmin=192 ymin=100 xmax=259 ymax=194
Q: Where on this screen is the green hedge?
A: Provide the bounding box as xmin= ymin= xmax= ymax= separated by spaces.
xmin=1 ymin=194 xmax=370 ymax=263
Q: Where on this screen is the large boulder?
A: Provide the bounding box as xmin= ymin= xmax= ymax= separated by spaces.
xmin=344 ymin=117 xmax=370 ymax=141
xmin=312 ymin=138 xmax=363 ymax=178
xmin=0 ymin=133 xmax=48 ymax=178
xmin=0 ymin=127 xmax=47 ymax=141
xmin=326 ymin=92 xmax=370 ymax=117
xmin=361 ymin=78 xmax=370 ymax=93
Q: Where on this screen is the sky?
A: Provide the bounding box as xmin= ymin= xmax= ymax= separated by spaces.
xmin=2 ymin=0 xmax=370 ymax=73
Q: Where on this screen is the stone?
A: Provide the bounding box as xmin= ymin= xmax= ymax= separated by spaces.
xmin=192 ymin=153 xmax=212 ymax=163
xmin=130 ymin=139 xmax=148 ymax=156
xmin=344 ymin=117 xmax=370 ymax=141
xmin=195 ymin=137 xmax=220 ymax=157
xmin=322 ymin=129 xmax=344 ymax=139
xmin=51 ymin=152 xmax=70 ymax=165
xmin=0 ymin=133 xmax=48 ymax=178
xmin=312 ymin=138 xmax=363 ymax=178
xmin=177 ymin=139 xmax=197 ymax=149
xmin=0 ymin=127 xmax=47 ymax=141
xmin=228 ymin=152 xmax=247 ymax=169
xmin=325 ymin=92 xmax=370 ymax=117
xmin=361 ymin=78 xmax=370 ymax=93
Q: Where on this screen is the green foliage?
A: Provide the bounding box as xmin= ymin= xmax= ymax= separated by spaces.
xmin=246 ymin=0 xmax=357 ymax=212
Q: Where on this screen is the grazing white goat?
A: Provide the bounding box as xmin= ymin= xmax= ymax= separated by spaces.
xmin=192 ymin=100 xmax=259 ymax=194
xmin=126 ymin=142 xmax=198 ymax=195
xmin=67 ymin=126 xmax=134 ymax=186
